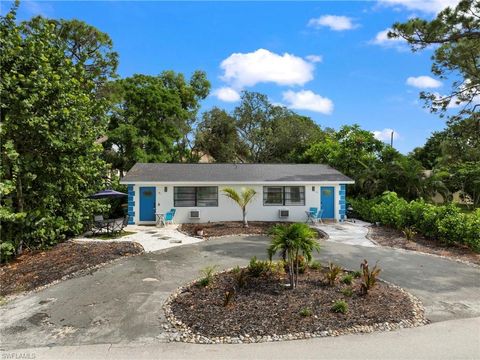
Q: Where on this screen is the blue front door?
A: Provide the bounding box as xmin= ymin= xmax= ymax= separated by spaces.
xmin=320 ymin=186 xmax=335 ymax=219
xmin=139 ymin=186 xmax=156 ymax=222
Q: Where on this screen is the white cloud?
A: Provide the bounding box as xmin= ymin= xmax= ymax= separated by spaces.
xmin=282 ymin=90 xmax=333 ymax=114
xmin=373 ymin=128 xmax=400 ymax=142
xmin=379 ymin=0 xmax=460 ymax=14
xmin=212 ymin=87 xmax=240 ymax=102
xmin=220 ymin=49 xmax=315 ymax=88
xmin=305 ymin=54 xmax=323 ymax=63
xmin=371 ymin=28 xmax=407 ymax=48
xmin=308 ymin=15 xmax=358 ymax=31
xmin=406 ymin=76 xmax=442 ymax=89
xmin=22 ymin=0 xmax=54 ymax=16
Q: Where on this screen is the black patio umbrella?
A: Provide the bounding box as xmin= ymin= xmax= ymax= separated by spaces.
xmin=88 ymin=189 xmax=128 ymax=199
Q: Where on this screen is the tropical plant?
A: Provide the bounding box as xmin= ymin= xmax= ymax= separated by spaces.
xmin=222 ymin=187 xmax=257 ymax=227
xmin=247 ymin=257 xmax=271 ymax=277
xmin=360 ymin=260 xmax=381 ymax=295
xmin=341 ymin=287 xmax=353 ymax=297
xmin=232 ymin=266 xmax=249 ymax=288
xmin=309 ymin=260 xmax=322 ymax=270
xmin=299 ymin=307 xmax=313 ymax=317
xmin=402 ymin=226 xmax=417 ymax=241
xmin=198 ymin=265 xmax=218 ymax=287
xmin=324 ymin=262 xmax=343 ymax=286
xmin=331 ymin=300 xmax=348 ymax=314
xmin=341 ymin=274 xmax=353 ymax=285
xmin=268 ymin=223 xmax=320 ymax=289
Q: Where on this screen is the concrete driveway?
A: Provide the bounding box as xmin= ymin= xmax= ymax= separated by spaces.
xmin=1 ymin=235 xmax=479 ymax=352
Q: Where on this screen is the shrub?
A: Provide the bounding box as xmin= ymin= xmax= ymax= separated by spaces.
xmin=247 ymin=257 xmax=272 ymax=277
xmin=331 ymin=300 xmax=348 ymax=314
xmin=350 ymin=192 xmax=480 ymax=252
xmin=325 ymin=262 xmax=342 ymax=286
xmin=341 ymin=287 xmax=353 ymax=297
xmin=0 ymin=241 xmax=16 ymax=263
xmin=299 ymin=307 xmax=313 ymax=317
xmin=402 ymin=226 xmax=417 ymax=241
xmin=232 ymin=266 xmax=249 ymax=288
xmin=197 ymin=265 xmax=218 ymax=287
xmin=309 ymin=260 xmax=322 ymax=270
xmin=360 ymin=259 xmax=381 ymax=295
xmin=352 ymin=270 xmax=362 ymax=278
xmin=341 ymin=274 xmax=353 ymax=285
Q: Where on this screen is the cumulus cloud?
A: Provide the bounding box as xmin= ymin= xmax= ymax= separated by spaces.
xmin=212 ymin=87 xmax=241 ymax=102
xmin=308 ymin=15 xmax=358 ymax=31
xmin=371 ymin=28 xmax=407 ymax=48
xmin=220 ymin=49 xmax=315 ymax=88
xmin=406 ymin=76 xmax=442 ymax=89
xmin=373 ymin=128 xmax=400 ymax=142
xmin=305 ymin=54 xmax=323 ymax=63
xmin=379 ymin=0 xmax=460 ymax=14
xmin=282 ymin=90 xmax=333 ymax=114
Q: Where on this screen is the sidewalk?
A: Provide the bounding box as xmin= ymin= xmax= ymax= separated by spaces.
xmin=316 ymin=220 xmax=376 ymax=247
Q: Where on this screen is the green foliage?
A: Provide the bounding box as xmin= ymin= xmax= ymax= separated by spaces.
xmin=309 ymin=260 xmax=322 ymax=270
xmin=222 ymin=187 xmax=257 ymax=227
xmin=390 ymin=0 xmax=480 ymax=122
xmin=299 ymin=307 xmax=313 ymax=317
xmin=352 ymin=270 xmax=362 ymax=278
xmin=198 ymin=265 xmax=218 ymax=287
xmin=247 ymin=257 xmax=278 ymax=278
xmin=0 ymin=4 xmax=110 ymax=257
xmin=331 ymin=300 xmax=348 ymax=314
xmin=268 ymin=223 xmax=320 ymax=289
xmin=341 ymin=274 xmax=353 ymax=285
xmin=351 ymin=192 xmax=480 ymax=251
xmin=324 ymin=262 xmax=343 ymax=286
xmin=341 ymin=287 xmax=353 ymax=297
xmin=402 ymin=226 xmax=417 ymax=241
xmin=360 ymin=260 xmax=381 ymax=295
xmin=0 ymin=241 xmax=15 ymax=263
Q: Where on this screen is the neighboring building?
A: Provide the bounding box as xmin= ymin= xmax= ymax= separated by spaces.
xmin=120 ymin=163 xmax=354 ymax=225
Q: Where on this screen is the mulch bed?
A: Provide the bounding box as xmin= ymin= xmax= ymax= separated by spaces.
xmin=169 ymin=267 xmax=419 ymax=339
xmin=180 ymin=221 xmax=325 ymax=238
xmin=368 ymin=226 xmax=480 ymax=265
xmin=0 ymin=241 xmax=144 ymax=296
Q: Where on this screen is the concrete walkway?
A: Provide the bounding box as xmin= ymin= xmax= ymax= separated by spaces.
xmin=1 ymin=236 xmax=479 ymax=352
xmin=316 ymin=220 xmax=376 ymax=247
xmin=75 ymin=225 xmax=203 ymax=252
xmin=5 ymin=316 xmax=479 ymax=360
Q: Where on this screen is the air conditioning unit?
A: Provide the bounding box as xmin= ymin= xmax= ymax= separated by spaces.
xmin=189 ymin=210 xmax=200 ymax=219
xmin=279 ymin=209 xmax=289 ymax=218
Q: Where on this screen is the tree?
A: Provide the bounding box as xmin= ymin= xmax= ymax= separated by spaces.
xmin=268 ymin=223 xmax=320 ymax=289
xmin=194 ymin=107 xmax=246 ymax=162
xmin=222 ymin=188 xmax=257 ymax=227
xmin=389 ymin=0 xmax=480 ymax=122
xmin=0 ymin=4 xmax=108 ymax=258
xmin=104 ymin=71 xmax=210 ymax=175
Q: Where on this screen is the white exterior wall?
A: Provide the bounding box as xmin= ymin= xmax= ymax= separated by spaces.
xmin=132 ymin=183 xmax=342 ymax=225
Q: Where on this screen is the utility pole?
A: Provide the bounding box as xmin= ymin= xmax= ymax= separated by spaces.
xmin=390 ymin=131 xmax=394 ymax=147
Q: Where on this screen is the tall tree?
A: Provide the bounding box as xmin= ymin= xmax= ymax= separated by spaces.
xmin=0 ymin=4 xmax=109 ymax=257
xmin=389 ymin=0 xmax=480 ymax=122
xmin=194 ymin=107 xmax=245 ymax=162
xmin=104 ymin=71 xmax=210 ymax=175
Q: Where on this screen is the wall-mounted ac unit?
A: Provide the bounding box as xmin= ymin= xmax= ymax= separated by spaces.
xmin=279 ymin=209 xmax=289 ymax=218
xmin=189 ymin=210 xmax=200 ymax=219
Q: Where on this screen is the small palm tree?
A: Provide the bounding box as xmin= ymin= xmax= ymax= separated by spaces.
xmin=268 ymin=223 xmax=320 ymax=289
xmin=222 ymin=187 xmax=257 ymax=227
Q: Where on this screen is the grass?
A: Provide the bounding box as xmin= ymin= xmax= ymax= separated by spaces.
xmin=91 ymin=231 xmax=136 ymax=240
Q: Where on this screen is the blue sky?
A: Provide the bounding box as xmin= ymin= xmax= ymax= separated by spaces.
xmin=3 ymin=0 xmax=462 ymax=153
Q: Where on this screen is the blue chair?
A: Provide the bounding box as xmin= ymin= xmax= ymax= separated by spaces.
xmin=170 ymin=208 xmax=176 ymax=216
xmin=309 ymin=207 xmax=318 ymax=215
xmin=164 ymin=211 xmax=174 ymax=225
xmin=316 ymin=209 xmax=324 ymax=224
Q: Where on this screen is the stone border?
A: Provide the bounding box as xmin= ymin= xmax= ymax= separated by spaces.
xmin=162 ymin=267 xmax=429 ymax=344
xmin=366 ymin=227 xmax=479 ymax=268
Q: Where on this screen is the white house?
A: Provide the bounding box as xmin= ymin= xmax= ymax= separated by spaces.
xmin=120 ymin=163 xmax=354 ymax=225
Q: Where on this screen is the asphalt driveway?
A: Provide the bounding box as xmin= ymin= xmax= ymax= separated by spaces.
xmin=1 ymin=235 xmax=479 ymax=350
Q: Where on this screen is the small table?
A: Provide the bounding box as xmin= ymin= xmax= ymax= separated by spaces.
xmin=156 ymin=213 xmax=165 ymax=227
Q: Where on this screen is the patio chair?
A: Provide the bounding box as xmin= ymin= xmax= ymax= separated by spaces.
xmin=170 ymin=208 xmax=176 ymax=216
xmin=110 ymin=215 xmax=129 ymax=234
xmin=91 ymin=215 xmax=108 ymax=235
xmin=306 ymin=208 xmax=317 ymax=224
xmin=316 ymin=209 xmax=324 ymax=225
xmin=164 ymin=211 xmax=174 ymax=225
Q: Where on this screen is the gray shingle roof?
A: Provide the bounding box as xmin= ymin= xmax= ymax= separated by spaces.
xmin=121 ymin=163 xmax=354 ymax=183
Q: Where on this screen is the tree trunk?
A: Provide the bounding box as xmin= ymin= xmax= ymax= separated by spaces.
xmin=16 ymin=176 xmax=24 ymax=255
xmin=242 ymin=208 xmax=248 ymax=227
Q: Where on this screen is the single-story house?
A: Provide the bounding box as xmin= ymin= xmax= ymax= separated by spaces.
xmin=120 ymin=163 xmax=354 ymax=225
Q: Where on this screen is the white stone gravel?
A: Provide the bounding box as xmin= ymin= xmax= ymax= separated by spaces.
xmin=315 ymin=220 xmax=376 ymax=247
xmin=74 ymin=225 xmax=203 ymax=252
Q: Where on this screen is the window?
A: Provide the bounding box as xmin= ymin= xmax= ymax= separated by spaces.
xmin=263 ymin=186 xmax=305 ymax=206
xmin=174 ymin=187 xmax=218 ymax=207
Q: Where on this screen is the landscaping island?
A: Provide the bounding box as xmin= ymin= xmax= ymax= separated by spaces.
xmin=164 ymin=262 xmax=427 ymax=344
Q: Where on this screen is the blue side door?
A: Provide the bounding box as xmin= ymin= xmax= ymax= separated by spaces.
xmin=320 ymin=186 xmax=335 ymax=219
xmin=139 ymin=186 xmax=156 ymax=222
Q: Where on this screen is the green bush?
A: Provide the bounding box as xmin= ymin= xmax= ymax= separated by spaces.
xmin=341 ymin=287 xmax=353 ymax=297
xmin=247 ymin=257 xmax=282 ymax=278
xmin=331 ymin=300 xmax=348 ymax=314
xmin=341 ymin=274 xmax=353 ymax=285
xmin=309 ymin=260 xmax=322 ymax=270
xmin=299 ymin=307 xmax=313 ymax=317
xmin=350 ymin=192 xmax=480 ymax=252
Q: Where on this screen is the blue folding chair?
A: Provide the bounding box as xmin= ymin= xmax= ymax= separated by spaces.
xmin=170 ymin=208 xmax=176 ymax=216
xmin=164 ymin=211 xmax=174 ymax=225
xmin=316 ymin=209 xmax=324 ymax=225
